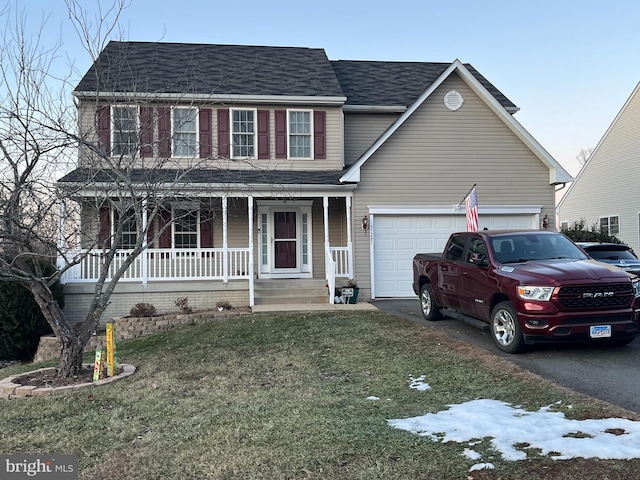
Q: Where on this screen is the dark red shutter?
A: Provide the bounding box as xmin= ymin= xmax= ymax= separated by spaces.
xmin=158 ymin=108 xmax=171 ymax=157
xmin=275 ymin=110 xmax=287 ymax=158
xmin=98 ymin=106 xmax=111 ymax=155
xmin=217 ymin=109 xmax=230 ymax=158
xmin=200 ymin=210 xmax=214 ymax=248
xmin=199 ymin=108 xmax=212 ymax=158
xmin=140 ymin=106 xmax=153 ymax=158
xmin=158 ymin=209 xmax=172 ymax=248
xmin=257 ymin=110 xmax=270 ymax=159
xmin=98 ymin=206 xmax=111 ymax=248
xmin=313 ymin=110 xmax=326 ymax=159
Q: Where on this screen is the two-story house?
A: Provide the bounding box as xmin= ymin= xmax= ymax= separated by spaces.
xmin=58 ymin=41 xmax=572 ymax=322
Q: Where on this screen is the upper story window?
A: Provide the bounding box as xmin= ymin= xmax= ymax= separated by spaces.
xmin=288 ymin=110 xmax=312 ymax=158
xmin=231 ymin=109 xmax=256 ymax=158
xmin=173 ymin=107 xmax=198 ymax=157
xmin=112 ymin=106 xmax=139 ymax=157
xmin=600 ymin=216 xmax=620 ymax=236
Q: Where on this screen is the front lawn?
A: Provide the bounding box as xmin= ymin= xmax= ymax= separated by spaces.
xmin=0 ymin=310 xmax=638 ymax=479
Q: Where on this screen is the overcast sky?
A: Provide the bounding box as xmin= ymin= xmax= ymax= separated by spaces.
xmin=11 ymin=0 xmax=640 ymax=176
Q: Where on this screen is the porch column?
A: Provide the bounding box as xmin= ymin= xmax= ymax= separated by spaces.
xmin=323 ymin=196 xmax=330 ymax=251
xmin=223 ymin=196 xmax=228 ymax=283
xmin=346 ymin=195 xmax=353 ymax=280
xmin=141 ymin=199 xmax=148 ymax=285
xmin=57 ymin=201 xmax=66 ymax=273
xmin=248 ymin=196 xmax=254 ymax=307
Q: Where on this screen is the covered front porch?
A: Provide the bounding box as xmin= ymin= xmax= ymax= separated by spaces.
xmin=59 ymin=194 xmax=355 ymax=311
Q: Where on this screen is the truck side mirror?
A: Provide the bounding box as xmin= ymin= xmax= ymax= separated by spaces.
xmin=469 ymin=253 xmax=488 ymax=267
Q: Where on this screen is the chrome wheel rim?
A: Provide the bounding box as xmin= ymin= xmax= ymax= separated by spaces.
xmin=493 ymin=309 xmax=516 ymax=346
xmin=421 ymin=289 xmax=432 ymax=316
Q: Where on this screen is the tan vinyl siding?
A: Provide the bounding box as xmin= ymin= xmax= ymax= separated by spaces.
xmin=559 ymin=84 xmax=640 ymax=251
xmin=343 ymin=113 xmax=399 ymax=165
xmin=351 ymin=73 xmax=556 ymax=296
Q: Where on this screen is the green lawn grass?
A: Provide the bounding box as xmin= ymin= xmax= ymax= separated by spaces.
xmin=1 ymin=310 xmax=638 ymax=479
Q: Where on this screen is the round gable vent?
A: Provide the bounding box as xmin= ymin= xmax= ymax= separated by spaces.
xmin=444 ymin=90 xmax=464 ymax=111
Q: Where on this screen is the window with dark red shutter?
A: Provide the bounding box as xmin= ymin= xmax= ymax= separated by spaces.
xmin=98 ymin=106 xmax=111 ymax=155
xmin=158 ymin=210 xmax=172 ymax=249
xmin=313 ymin=110 xmax=326 ymax=159
xmin=275 ymin=110 xmax=287 ymax=159
xmin=217 ymin=109 xmax=230 ymax=158
xmin=200 ymin=210 xmax=214 ymax=248
xmin=140 ymin=107 xmax=153 ymax=158
xmin=158 ymin=108 xmax=171 ymax=157
xmin=199 ymin=109 xmax=212 ymax=158
xmin=257 ymin=110 xmax=270 ymax=159
xmin=98 ymin=206 xmax=111 ymax=248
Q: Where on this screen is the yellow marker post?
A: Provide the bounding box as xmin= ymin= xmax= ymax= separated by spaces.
xmin=106 ymin=323 xmax=117 ymax=377
xmin=93 ymin=349 xmax=105 ymax=382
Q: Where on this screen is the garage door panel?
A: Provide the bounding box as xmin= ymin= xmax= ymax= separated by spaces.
xmin=373 ymin=214 xmax=535 ymax=297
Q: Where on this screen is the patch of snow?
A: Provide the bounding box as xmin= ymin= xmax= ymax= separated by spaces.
xmin=469 ymin=463 xmax=495 ymax=472
xmin=366 ymin=396 xmax=380 ymax=401
xmin=408 ymin=374 xmax=431 ymax=391
xmin=388 ymin=398 xmax=640 ymax=461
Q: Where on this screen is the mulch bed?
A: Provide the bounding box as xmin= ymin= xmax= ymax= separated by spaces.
xmin=15 ymin=367 xmax=123 ymax=389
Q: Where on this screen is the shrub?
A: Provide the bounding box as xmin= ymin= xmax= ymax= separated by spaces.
xmin=561 ymin=218 xmax=623 ymax=244
xmin=0 ymin=264 xmax=64 ymax=361
xmin=130 ymin=303 xmax=157 ymax=317
xmin=175 ymin=297 xmax=193 ymax=314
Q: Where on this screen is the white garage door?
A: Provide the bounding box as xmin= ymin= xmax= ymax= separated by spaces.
xmin=372 ymin=214 xmax=535 ymax=297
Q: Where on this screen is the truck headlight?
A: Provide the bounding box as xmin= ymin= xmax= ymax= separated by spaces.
xmin=517 ymin=285 xmax=554 ymax=302
xmin=633 ymin=278 xmax=640 ymax=298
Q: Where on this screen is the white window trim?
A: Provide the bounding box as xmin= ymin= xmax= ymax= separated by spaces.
xmin=172 ymin=206 xmax=201 ymax=249
xmin=287 ymin=109 xmax=314 ymax=159
xmin=171 ymin=106 xmax=199 ymax=158
xmin=111 ymin=105 xmax=139 ymax=158
xmin=230 ymin=108 xmax=257 ymax=159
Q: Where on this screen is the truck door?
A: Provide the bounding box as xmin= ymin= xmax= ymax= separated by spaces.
xmin=438 ymin=234 xmax=468 ymax=310
xmin=460 ymin=238 xmax=491 ymax=320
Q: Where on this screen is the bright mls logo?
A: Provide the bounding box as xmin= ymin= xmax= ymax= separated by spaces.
xmin=1 ymin=455 xmax=77 ymax=479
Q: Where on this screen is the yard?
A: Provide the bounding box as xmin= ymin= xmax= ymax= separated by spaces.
xmin=1 ymin=310 xmax=639 ymax=479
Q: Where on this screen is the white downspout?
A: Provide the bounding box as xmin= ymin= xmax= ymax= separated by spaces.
xmin=223 ymin=196 xmax=228 ymax=283
xmin=346 ymin=195 xmax=353 ymax=280
xmin=141 ymin=198 xmax=148 ymax=285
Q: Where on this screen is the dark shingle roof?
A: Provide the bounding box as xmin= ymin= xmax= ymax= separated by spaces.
xmin=74 ymin=42 xmax=345 ymax=98
xmin=58 ymin=168 xmax=347 ymax=187
xmin=330 ymin=60 xmax=517 ymax=110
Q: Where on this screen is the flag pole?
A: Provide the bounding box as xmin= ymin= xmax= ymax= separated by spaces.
xmin=457 ymin=183 xmax=477 ymax=210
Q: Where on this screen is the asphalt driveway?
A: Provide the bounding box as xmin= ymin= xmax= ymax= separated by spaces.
xmin=371 ymin=298 xmax=640 ymax=415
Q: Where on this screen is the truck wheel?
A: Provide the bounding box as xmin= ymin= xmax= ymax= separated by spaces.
xmin=490 ymin=301 xmax=525 ymax=353
xmin=420 ymin=284 xmax=442 ymax=321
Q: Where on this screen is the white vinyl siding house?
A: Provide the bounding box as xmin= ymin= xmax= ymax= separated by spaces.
xmin=559 ymin=82 xmax=640 ymax=251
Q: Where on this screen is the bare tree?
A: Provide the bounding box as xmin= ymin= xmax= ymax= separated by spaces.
xmin=576 ymin=147 xmax=594 ymax=165
xmin=0 ymin=1 xmax=221 ymax=376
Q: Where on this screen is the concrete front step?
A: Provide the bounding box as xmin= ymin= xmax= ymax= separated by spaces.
xmin=254 ymin=279 xmax=329 ymax=305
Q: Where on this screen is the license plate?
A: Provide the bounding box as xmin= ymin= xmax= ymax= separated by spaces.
xmin=590 ymin=325 xmax=612 ymax=338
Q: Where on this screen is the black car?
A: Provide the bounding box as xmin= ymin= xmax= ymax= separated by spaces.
xmin=577 ymin=242 xmax=640 ymax=276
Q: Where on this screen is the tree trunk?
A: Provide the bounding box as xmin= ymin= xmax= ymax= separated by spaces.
xmin=58 ymin=334 xmax=85 ymax=377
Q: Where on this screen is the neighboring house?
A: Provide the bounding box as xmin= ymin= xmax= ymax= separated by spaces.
xmin=558 ymin=82 xmax=640 ymax=251
xmin=58 ymin=41 xmax=572 ymax=322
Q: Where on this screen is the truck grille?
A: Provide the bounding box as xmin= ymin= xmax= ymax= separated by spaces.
xmin=562 ymin=313 xmax=634 ymax=325
xmin=558 ymin=283 xmax=633 ymax=309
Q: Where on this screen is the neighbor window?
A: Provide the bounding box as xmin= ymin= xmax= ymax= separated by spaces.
xmin=173 ymin=107 xmax=198 ymax=157
xmin=288 ymin=110 xmax=312 ymax=158
xmin=174 ymin=209 xmax=198 ymax=248
xmin=231 ymin=109 xmax=255 ymax=158
xmin=600 ymin=216 xmax=620 ymax=235
xmin=112 ymin=106 xmax=138 ymax=157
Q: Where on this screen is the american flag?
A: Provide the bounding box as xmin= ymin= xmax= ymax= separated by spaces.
xmin=465 ymin=187 xmax=479 ymax=232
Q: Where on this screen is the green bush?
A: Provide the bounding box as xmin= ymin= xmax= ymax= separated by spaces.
xmin=561 ymin=218 xmax=623 ymax=244
xmin=0 ymin=269 xmax=64 ymax=361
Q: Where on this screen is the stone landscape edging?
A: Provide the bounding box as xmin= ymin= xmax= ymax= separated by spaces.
xmin=0 ymin=363 xmax=136 ymax=399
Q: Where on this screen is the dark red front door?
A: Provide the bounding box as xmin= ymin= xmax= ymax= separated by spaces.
xmin=274 ymin=211 xmax=297 ymax=269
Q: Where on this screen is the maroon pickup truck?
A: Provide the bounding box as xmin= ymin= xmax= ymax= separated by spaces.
xmin=412 ymin=230 xmax=640 ymax=353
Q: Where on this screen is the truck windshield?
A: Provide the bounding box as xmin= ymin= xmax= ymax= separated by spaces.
xmin=491 ymin=233 xmax=588 ymax=264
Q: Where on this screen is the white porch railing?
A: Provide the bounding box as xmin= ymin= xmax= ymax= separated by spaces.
xmin=329 ymin=246 xmax=351 ymax=278
xmin=60 ymin=247 xmax=251 ymax=284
